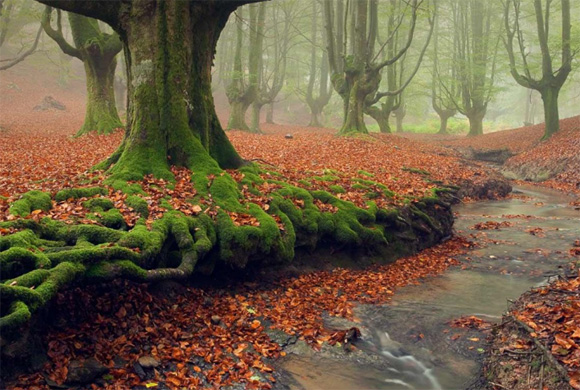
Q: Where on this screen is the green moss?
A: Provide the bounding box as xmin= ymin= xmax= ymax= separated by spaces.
xmin=402 ymin=167 xmax=431 ymax=176
xmin=98 ymin=208 xmax=126 ymax=229
xmin=118 ymin=223 xmax=166 ymax=263
xmin=86 ymin=260 xmax=147 ymax=281
xmin=55 ymin=187 xmax=107 ymax=202
xmin=0 ymin=247 xmax=51 ymax=280
xmin=126 ymin=195 xmax=149 ymax=217
xmin=0 ymin=301 xmax=31 ymax=332
xmin=328 ymin=185 xmax=346 ymax=194
xmin=9 ymin=190 xmax=52 ymax=217
xmin=107 ymin=180 xmax=146 ymax=195
xmin=61 ymin=224 xmax=124 ymax=245
xmin=83 ymin=197 xmax=114 ymax=211
xmin=357 ymin=170 xmax=374 ymax=177
xmin=312 ymin=175 xmax=340 ymax=182
xmin=351 ymin=183 xmax=369 ymax=190
xmin=297 ymin=180 xmax=312 ymax=187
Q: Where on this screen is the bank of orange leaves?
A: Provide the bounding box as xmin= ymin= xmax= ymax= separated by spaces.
xmin=7 ymin=237 xmax=469 ymax=390
xmin=513 ymin=268 xmax=580 ymax=389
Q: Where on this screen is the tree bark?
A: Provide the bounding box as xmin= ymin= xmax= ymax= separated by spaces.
xmin=437 ymin=112 xmax=453 ymax=134
xmin=250 ymin=102 xmax=263 ymax=134
xmin=540 ymin=86 xmax=559 ymax=140
xmin=98 ymin=2 xmax=243 ymax=180
xmin=77 ymin=49 xmax=122 ymax=136
xmin=265 ymin=102 xmax=274 ymax=124
xmin=227 ymin=101 xmax=251 ymax=131
xmin=466 ymin=109 xmax=485 ymax=136
xmin=366 ymin=105 xmax=391 ymax=133
xmin=42 ymin=9 xmax=123 ymax=136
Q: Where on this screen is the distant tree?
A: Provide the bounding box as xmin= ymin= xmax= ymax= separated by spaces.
xmin=439 ymin=0 xmax=503 ymax=136
xmin=503 ymin=0 xmax=574 ymax=139
xmin=226 ymin=4 xmax=266 ymax=132
xmin=430 ymin=2 xmax=459 ymax=135
xmin=0 ymin=1 xmax=43 ymax=70
xmin=393 ymin=94 xmax=406 ymax=133
xmin=363 ymin=0 xmax=433 ymax=134
xmin=250 ymin=1 xmax=294 ymax=133
xmin=42 ymin=7 xmax=122 ymax=136
xmin=324 ymin=0 xmax=433 ymax=134
xmin=303 ymin=1 xmax=332 ymax=127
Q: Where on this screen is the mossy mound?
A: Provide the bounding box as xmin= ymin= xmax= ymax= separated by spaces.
xmin=0 ymin=163 xmax=458 ymax=357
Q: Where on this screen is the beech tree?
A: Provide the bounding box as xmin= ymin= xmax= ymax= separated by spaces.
xmin=503 ymin=0 xmax=574 ymax=139
xmin=303 ymin=0 xmax=332 ymax=127
xmin=0 ymin=1 xmax=43 ymax=70
xmin=226 ymin=4 xmax=266 ymax=132
xmin=34 ymin=0 xmax=248 ymax=180
xmin=441 ymin=0 xmax=503 ymax=137
xmin=324 ymin=0 xmax=433 ymax=134
xmin=42 ymin=7 xmax=123 ymax=136
xmin=364 ymin=0 xmax=433 ymax=134
xmin=430 ymin=2 xmax=459 ymax=135
xmin=250 ymin=2 xmax=293 ymax=133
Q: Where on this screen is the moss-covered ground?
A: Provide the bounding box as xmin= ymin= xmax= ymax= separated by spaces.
xmin=1 ymin=159 xmax=460 ymax=336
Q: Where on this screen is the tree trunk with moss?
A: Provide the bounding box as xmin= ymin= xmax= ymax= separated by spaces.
xmin=42 ymin=9 xmax=122 ymax=136
xmin=366 ymin=102 xmax=393 ymax=133
xmin=436 ymin=111 xmax=452 ymax=134
xmin=540 ymin=87 xmax=560 ymax=139
xmin=466 ymin=107 xmax=485 ymax=136
xmin=504 ymin=0 xmax=572 ymax=139
xmin=225 ymin=4 xmax=264 ymax=133
xmin=48 ymin=1 xmax=246 ymax=180
xmin=265 ymin=102 xmax=274 ymax=124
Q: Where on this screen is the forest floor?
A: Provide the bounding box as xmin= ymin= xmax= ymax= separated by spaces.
xmin=1 ymin=68 xmax=580 ymax=390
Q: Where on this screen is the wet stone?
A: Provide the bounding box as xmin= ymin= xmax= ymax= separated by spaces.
xmin=210 ymin=315 xmax=222 ymax=325
xmin=65 ymin=357 xmax=108 ymax=384
xmin=138 ymin=355 xmax=160 ymax=369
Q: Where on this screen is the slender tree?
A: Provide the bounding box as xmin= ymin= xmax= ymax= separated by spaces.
xmin=42 ymin=7 xmax=123 ymax=136
xmin=441 ymin=0 xmax=502 ymax=136
xmin=0 ymin=1 xmax=44 ymax=70
xmin=430 ymin=2 xmax=459 ymax=135
xmin=303 ymin=1 xmax=332 ymax=127
xmin=504 ymin=0 xmax=573 ymax=139
xmin=250 ymin=1 xmax=292 ymax=133
xmin=34 ymin=0 xmax=248 ymax=181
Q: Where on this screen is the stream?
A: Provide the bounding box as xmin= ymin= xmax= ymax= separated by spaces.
xmin=279 ymin=185 xmax=580 ymax=390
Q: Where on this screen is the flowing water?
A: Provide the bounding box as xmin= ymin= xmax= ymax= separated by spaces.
xmin=280 ymin=185 xmax=580 ymax=390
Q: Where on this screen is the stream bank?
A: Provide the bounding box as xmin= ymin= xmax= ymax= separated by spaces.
xmin=275 ymin=185 xmax=580 ymax=390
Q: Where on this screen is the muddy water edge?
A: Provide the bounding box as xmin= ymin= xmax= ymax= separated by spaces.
xmin=274 ymin=185 xmax=580 ymax=390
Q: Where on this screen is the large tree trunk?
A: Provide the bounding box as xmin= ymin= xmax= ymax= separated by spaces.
xmin=540 ymin=86 xmax=560 ymax=140
xmin=100 ymin=2 xmax=243 ymax=181
xmin=76 ymin=53 xmax=122 ymax=136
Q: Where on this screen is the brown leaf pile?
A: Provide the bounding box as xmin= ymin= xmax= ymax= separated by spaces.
xmin=513 ymin=267 xmax=580 ymax=389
